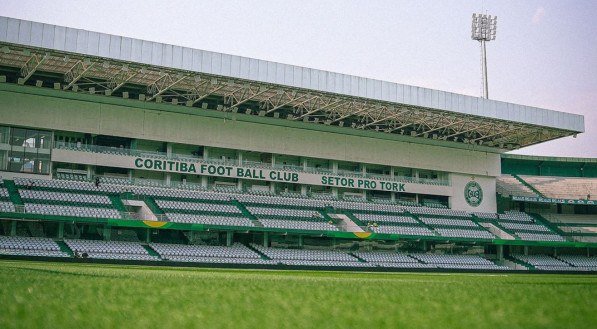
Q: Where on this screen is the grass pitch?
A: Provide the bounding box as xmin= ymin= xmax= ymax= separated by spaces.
xmin=0 ymin=260 xmax=596 ymax=329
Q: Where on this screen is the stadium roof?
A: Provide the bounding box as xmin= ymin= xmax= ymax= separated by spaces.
xmin=0 ymin=16 xmax=585 ymax=151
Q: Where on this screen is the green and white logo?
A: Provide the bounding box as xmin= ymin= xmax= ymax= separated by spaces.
xmin=464 ymin=181 xmax=483 ymax=207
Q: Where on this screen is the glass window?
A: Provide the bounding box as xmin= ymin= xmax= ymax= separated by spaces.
xmin=35 ymin=152 xmax=51 ymax=174
xmin=38 ymin=131 xmax=52 ymax=149
xmin=0 ymin=150 xmax=6 ymax=171
xmin=22 ymin=150 xmax=38 ymax=173
xmin=8 ymin=149 xmax=24 ymax=172
xmin=0 ymin=126 xmax=9 ymax=144
xmin=10 ymin=128 xmax=27 ymax=147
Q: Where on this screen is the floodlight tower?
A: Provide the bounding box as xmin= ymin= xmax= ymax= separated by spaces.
xmin=471 ymin=13 xmax=497 ymax=99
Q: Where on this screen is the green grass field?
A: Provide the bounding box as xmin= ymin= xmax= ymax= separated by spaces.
xmin=1 ymin=260 xmax=596 ymax=329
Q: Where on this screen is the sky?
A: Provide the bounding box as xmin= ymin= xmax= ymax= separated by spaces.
xmin=1 ymin=0 xmax=596 ymax=157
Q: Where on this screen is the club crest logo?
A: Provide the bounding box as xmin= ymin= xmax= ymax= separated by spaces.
xmin=464 ymin=181 xmax=483 ymax=207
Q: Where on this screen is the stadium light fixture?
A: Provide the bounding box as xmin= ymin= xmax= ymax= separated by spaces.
xmin=471 ymin=13 xmax=497 ymax=99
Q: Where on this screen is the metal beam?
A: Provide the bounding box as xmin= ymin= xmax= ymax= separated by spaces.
xmin=146 ymin=73 xmax=187 ymax=101
xmin=108 ymin=66 xmax=138 ymax=93
xmin=293 ymin=98 xmax=347 ymax=120
xmin=415 ymin=118 xmax=466 ymax=137
xmin=224 ymin=84 xmax=270 ymax=108
xmin=20 ymin=53 xmax=48 ymax=83
xmin=63 ymin=60 xmax=94 ymax=90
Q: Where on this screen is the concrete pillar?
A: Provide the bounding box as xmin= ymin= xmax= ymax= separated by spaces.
xmin=301 ymin=158 xmax=308 ymax=196
xmin=270 ymin=182 xmax=276 ymax=193
xmin=298 ymin=235 xmax=304 ymax=248
xmin=10 ymin=221 xmax=16 ymax=236
xmin=201 ymin=148 xmax=208 ymax=187
xmin=361 ymin=164 xmax=366 ymax=176
xmin=332 ymin=188 xmax=339 ymax=197
xmin=166 ymin=142 xmax=172 ymax=157
xmin=391 ymin=192 xmax=396 ymax=202
xmin=523 ymin=246 xmax=529 ymax=256
xmin=553 ymin=247 xmax=558 ymax=257
xmin=496 ymin=245 xmax=504 ymax=261
xmin=422 ymin=240 xmax=427 ymax=252
xmin=271 ymin=154 xmax=276 ymax=167
xmin=226 ymin=231 xmax=233 ymax=246
xmin=58 ymin=222 xmax=64 ymax=239
xmin=332 ymin=161 xmax=338 ymax=174
xmin=103 ymin=226 xmax=111 ymax=241
xmin=86 ymin=165 xmax=94 ymax=180
xmin=237 ymin=151 xmax=243 ymax=166
xmin=263 ymin=232 xmax=269 ymax=247
xmin=237 ymin=179 xmax=243 ymax=191
xmin=163 ymin=142 xmax=173 ymax=186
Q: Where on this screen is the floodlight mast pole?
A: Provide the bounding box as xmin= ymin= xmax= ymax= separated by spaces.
xmin=481 ymin=39 xmax=488 ymax=99
xmin=471 ymin=13 xmax=497 ymax=99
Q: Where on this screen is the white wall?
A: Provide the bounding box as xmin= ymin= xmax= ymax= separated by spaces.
xmin=450 ymin=173 xmax=497 ymax=213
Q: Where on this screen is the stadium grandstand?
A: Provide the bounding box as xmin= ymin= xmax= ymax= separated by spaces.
xmin=0 ymin=16 xmax=595 ymax=273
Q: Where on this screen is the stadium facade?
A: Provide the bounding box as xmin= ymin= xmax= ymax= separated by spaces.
xmin=0 ymin=16 xmax=595 ymax=272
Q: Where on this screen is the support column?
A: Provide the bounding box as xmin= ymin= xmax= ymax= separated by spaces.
xmin=237 ymin=152 xmax=244 ymax=191
xmin=496 ymin=244 xmax=504 ymax=261
xmin=390 ymin=167 xmax=396 ymax=202
xmin=165 ymin=143 xmax=172 ymax=186
xmin=263 ymin=232 xmax=269 ymax=247
xmin=523 ymin=245 xmax=529 ymax=256
xmin=58 ymin=222 xmax=65 ymax=239
xmin=146 ymin=229 xmax=151 ymax=243
xmin=332 ymin=161 xmax=338 ymax=174
xmin=298 ymin=235 xmax=304 ymax=248
xmin=10 ymin=221 xmax=16 ymax=236
xmin=237 ymin=152 xmax=244 ymax=190
xmin=86 ymin=165 xmax=94 ymax=180
xmin=203 ymin=146 xmax=209 ymax=160
xmin=226 ymin=231 xmax=233 ymax=246
xmin=422 ymin=240 xmax=427 ymax=252
xmin=301 ymin=158 xmax=308 ymax=196
xmin=201 ymin=147 xmax=209 ymax=188
xmin=103 ymin=226 xmax=111 ymax=241
xmin=237 ymin=151 xmax=243 ymax=166
xmin=361 ymin=164 xmax=367 ymax=198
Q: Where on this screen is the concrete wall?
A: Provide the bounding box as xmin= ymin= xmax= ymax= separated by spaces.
xmin=0 ymin=87 xmax=501 ymax=177
xmin=450 ymin=173 xmax=497 ymax=212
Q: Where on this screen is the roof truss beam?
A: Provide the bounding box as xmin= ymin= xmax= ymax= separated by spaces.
xmin=19 ymin=52 xmax=48 ymax=84
xmin=63 ymin=60 xmax=94 ymax=90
